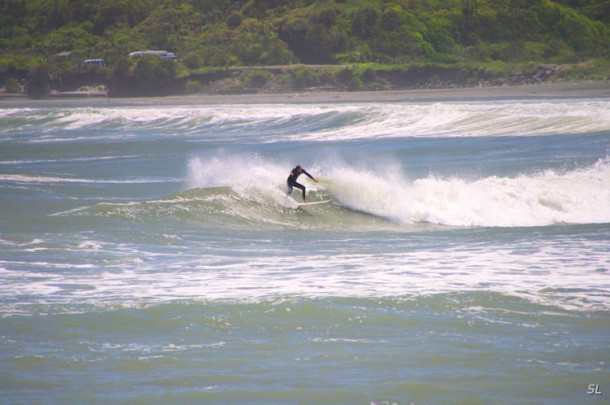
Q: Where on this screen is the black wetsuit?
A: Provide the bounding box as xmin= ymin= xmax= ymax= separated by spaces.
xmin=287 ymin=166 xmax=315 ymax=200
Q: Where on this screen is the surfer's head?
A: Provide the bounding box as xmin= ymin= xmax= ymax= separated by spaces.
xmin=296 ymin=165 xmax=303 ymax=172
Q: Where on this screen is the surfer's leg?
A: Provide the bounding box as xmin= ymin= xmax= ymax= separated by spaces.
xmin=294 ymin=182 xmax=306 ymax=200
xmin=286 ymin=180 xmax=293 ymax=196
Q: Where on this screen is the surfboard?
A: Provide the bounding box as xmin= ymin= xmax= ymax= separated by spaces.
xmin=297 ymin=199 xmax=332 ymax=207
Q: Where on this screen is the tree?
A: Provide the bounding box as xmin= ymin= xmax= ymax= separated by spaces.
xmin=351 ymin=7 xmax=379 ymax=38
xmin=109 ymin=55 xmax=178 ymax=96
xmin=27 ymin=63 xmax=51 ymax=97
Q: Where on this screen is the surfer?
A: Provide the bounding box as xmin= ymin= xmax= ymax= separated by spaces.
xmin=287 ymin=165 xmax=319 ymax=203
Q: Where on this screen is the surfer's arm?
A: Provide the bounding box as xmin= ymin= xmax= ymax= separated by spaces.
xmin=302 ymin=170 xmax=319 ymax=182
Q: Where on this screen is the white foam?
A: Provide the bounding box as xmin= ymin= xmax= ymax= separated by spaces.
xmin=2 ymin=236 xmax=607 ymax=311
xmin=326 ymin=157 xmax=610 ymax=227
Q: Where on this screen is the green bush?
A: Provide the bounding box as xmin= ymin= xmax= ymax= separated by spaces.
xmin=5 ymin=77 xmax=22 ymax=93
xmin=27 ymin=64 xmax=51 ymax=98
xmin=290 ymin=66 xmax=321 ymax=90
xmin=227 ymin=11 xmax=243 ymax=29
xmin=109 ymin=55 xmax=178 ymax=96
xmin=242 ymin=70 xmax=271 ymax=88
xmin=185 ymin=79 xmax=205 ymax=94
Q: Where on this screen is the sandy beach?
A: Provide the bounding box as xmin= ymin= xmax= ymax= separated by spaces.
xmin=1 ymin=82 xmax=609 ymax=107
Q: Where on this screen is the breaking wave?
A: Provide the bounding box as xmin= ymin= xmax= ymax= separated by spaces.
xmin=61 ymin=154 xmax=610 ymax=230
xmin=2 ymin=99 xmax=609 ymax=143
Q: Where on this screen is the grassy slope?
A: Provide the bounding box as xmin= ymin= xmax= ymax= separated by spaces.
xmin=1 ymin=0 xmax=608 ymax=96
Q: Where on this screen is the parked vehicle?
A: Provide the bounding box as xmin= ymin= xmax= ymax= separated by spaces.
xmin=76 ymin=59 xmax=106 ymax=67
xmin=128 ymin=51 xmax=178 ymax=61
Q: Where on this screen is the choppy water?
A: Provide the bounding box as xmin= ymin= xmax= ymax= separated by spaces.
xmin=1 ymin=96 xmax=609 ymax=404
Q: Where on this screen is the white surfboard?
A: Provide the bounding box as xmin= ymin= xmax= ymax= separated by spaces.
xmin=297 ymin=199 xmax=332 ymax=207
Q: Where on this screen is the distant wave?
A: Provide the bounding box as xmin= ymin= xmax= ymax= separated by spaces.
xmin=0 ymin=155 xmax=140 ymax=166
xmin=2 ymin=100 xmax=609 ymax=143
xmin=0 ymin=174 xmax=177 ymax=184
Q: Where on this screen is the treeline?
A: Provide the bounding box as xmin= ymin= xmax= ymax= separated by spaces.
xmin=1 ymin=0 xmax=609 ymax=97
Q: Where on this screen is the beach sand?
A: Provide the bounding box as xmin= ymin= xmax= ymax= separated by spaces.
xmin=2 ymin=82 xmax=609 ymax=106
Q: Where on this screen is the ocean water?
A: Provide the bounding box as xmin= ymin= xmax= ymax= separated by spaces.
xmin=1 ymin=95 xmax=609 ymax=405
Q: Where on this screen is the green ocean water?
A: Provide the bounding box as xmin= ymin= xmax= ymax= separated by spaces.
xmin=1 ymin=98 xmax=609 ymax=404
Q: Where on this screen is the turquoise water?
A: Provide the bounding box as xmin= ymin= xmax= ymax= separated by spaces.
xmin=1 ymin=97 xmax=609 ymax=404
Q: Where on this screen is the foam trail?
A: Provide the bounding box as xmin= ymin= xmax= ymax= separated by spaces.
xmin=326 ymin=158 xmax=610 ymax=227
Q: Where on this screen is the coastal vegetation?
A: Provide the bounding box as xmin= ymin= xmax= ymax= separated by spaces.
xmin=1 ymin=0 xmax=609 ymax=97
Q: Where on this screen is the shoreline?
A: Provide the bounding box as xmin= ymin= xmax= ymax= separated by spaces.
xmin=1 ymin=82 xmax=609 ymax=106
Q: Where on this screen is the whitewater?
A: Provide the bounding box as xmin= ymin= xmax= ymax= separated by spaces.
xmin=1 ymin=95 xmax=609 ymax=405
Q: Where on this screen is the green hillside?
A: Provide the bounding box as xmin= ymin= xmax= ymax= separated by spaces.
xmin=1 ymin=0 xmax=609 ymax=97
